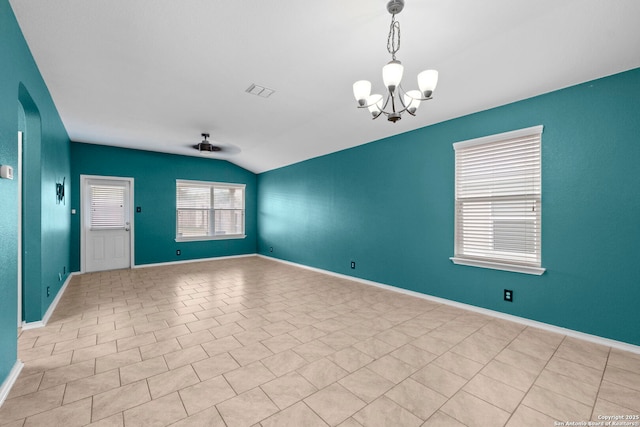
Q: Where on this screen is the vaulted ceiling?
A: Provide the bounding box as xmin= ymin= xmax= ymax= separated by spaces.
xmin=9 ymin=0 xmax=640 ymax=173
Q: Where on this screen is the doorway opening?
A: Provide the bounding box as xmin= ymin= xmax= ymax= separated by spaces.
xmin=18 ymin=85 xmax=42 ymax=325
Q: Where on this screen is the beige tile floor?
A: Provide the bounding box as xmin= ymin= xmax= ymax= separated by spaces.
xmin=1 ymin=256 xmax=639 ymax=426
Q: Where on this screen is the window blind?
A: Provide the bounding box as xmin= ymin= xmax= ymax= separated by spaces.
xmin=176 ymin=180 xmax=245 ymax=240
xmin=90 ymin=185 xmax=125 ymax=228
xmin=176 ymin=184 xmax=211 ymax=237
xmin=213 ymin=187 xmax=244 ymax=235
xmin=453 ymin=126 xmax=542 ymax=269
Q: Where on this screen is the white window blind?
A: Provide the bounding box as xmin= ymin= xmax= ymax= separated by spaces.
xmin=90 ymin=185 xmax=125 ymax=229
xmin=176 ymin=180 xmax=245 ymax=241
xmin=451 ymin=126 xmax=545 ymax=275
xmin=213 ymin=187 xmax=244 ymax=235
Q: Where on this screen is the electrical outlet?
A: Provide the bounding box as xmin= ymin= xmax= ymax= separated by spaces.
xmin=269 ymin=247 xmax=273 ymax=253
xmin=351 ymin=261 xmax=356 ymax=269
xmin=46 ymin=286 xmax=50 ymax=297
xmin=176 ymin=249 xmax=181 ymax=256
xmin=504 ymin=289 xmax=513 ymax=302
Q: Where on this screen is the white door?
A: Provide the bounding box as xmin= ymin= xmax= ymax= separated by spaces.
xmin=83 ymin=177 xmax=132 ymax=272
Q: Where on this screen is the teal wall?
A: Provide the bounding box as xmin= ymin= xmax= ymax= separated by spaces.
xmin=0 ymin=0 xmax=71 ymax=382
xmin=258 ymin=68 xmax=640 ymax=346
xmin=70 ymin=143 xmax=257 ymax=270
xmin=2 ymin=0 xmax=639 ymax=400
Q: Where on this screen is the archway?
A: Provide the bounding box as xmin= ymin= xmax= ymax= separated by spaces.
xmin=18 ymin=83 xmax=43 ymax=324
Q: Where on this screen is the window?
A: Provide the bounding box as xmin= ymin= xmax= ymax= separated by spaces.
xmin=450 ymin=126 xmax=545 ymax=275
xmin=176 ymin=180 xmax=245 ymax=241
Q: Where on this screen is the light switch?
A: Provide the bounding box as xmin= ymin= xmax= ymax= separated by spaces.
xmin=0 ymin=165 xmax=13 ymax=180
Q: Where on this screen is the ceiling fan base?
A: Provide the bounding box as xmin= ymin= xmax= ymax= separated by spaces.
xmin=194 ymin=143 xmax=222 ymax=152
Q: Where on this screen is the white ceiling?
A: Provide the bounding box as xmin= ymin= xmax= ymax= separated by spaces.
xmin=9 ymin=0 xmax=640 ymax=173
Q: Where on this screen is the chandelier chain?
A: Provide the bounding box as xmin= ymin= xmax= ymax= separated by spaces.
xmin=387 ymin=14 xmax=401 ymax=60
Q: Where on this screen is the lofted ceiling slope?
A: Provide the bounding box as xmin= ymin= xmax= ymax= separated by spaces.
xmin=9 ymin=0 xmax=640 ymax=173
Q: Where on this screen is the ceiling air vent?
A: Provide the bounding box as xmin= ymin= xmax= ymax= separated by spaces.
xmin=245 ymin=83 xmax=275 ymax=98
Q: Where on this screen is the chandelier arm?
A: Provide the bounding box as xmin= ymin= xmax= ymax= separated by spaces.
xmin=380 ymin=93 xmax=393 ymax=113
xmin=400 ymin=85 xmax=435 ymax=102
xmin=397 ymin=91 xmax=415 ymax=116
xmin=396 ymin=84 xmax=423 ymax=115
xmin=378 ymin=101 xmax=410 ymax=116
xmin=356 ymin=97 xmax=387 ymax=108
xmin=379 ymin=105 xmax=410 ymax=116
xmin=363 ymin=93 xmax=398 ymax=119
xmin=397 ymin=84 xmax=409 ymax=109
xmin=376 ymin=84 xmax=410 ymax=116
xmin=355 ymin=96 xmax=389 ymax=110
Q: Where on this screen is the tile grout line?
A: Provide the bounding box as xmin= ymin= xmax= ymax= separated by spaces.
xmin=496 ymin=327 xmax=564 ymax=426
xmin=589 ymin=346 xmax=611 ymax=422
xmin=425 ymin=318 xmax=521 ymax=426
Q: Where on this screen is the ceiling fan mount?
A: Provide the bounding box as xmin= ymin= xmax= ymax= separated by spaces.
xmin=194 ymin=133 xmax=222 ymax=152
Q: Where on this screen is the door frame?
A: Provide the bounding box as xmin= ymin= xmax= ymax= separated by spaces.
xmin=17 ymin=131 xmax=23 ymax=327
xmin=80 ymin=175 xmax=135 ymax=273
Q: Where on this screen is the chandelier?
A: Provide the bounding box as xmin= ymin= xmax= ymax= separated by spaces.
xmin=352 ymin=0 xmax=438 ymax=123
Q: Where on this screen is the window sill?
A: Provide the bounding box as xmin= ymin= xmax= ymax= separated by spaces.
xmin=176 ymin=234 xmax=246 ymax=242
xmin=450 ymin=257 xmax=545 ymax=276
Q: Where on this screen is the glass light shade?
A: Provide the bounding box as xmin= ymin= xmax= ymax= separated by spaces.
xmin=353 ymin=80 xmax=372 ymax=105
xmin=367 ymin=94 xmax=383 ymax=117
xmin=403 ymin=90 xmax=422 ymax=113
xmin=418 ymin=69 xmax=438 ymax=97
xmin=382 ymin=60 xmax=404 ymax=91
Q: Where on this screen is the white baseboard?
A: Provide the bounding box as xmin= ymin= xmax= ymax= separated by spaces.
xmin=22 ymin=272 xmax=75 ymax=330
xmin=258 ymin=255 xmax=640 ymax=355
xmin=132 ymin=253 xmax=255 ymax=270
xmin=20 ymin=320 xmax=44 ymax=330
xmin=0 ymin=360 xmax=24 ymax=408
